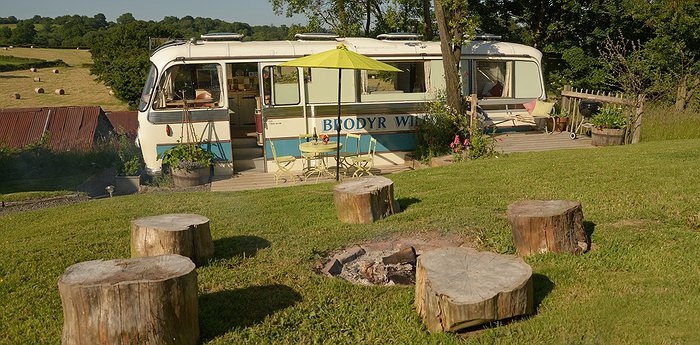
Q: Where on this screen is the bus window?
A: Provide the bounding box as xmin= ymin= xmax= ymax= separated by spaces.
xmin=153 ymin=63 xmax=223 ymax=110
xmin=263 ymin=66 xmax=300 ymax=106
xmin=139 ymin=64 xmax=158 ymax=112
xmin=365 ymin=61 xmax=425 ymax=94
xmin=304 ymin=68 xmax=356 ymax=104
xmin=475 ymin=61 xmax=512 ymax=98
xmin=514 ymin=61 xmax=542 ymax=99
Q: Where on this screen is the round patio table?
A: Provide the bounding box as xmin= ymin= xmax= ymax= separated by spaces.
xmin=299 ymin=141 xmax=342 ymax=180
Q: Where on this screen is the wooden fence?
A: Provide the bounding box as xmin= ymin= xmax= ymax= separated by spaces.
xmin=561 ymin=85 xmax=645 ymax=144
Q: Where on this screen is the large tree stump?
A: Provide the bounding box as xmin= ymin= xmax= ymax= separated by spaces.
xmin=507 ymin=200 xmax=588 ymax=256
xmin=415 ymin=247 xmax=533 ymax=332
xmin=131 ymin=213 xmax=214 ymax=266
xmin=333 ymin=176 xmax=399 ymax=224
xmin=58 ymin=255 xmax=199 ymax=345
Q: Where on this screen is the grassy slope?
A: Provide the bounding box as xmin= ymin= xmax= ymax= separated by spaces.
xmin=1 ymin=139 xmax=699 ymax=344
xmin=0 ymin=48 xmax=128 ymax=111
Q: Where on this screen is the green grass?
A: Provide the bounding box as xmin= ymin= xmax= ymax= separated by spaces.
xmin=0 ymin=55 xmax=45 ymax=66
xmin=2 ymin=139 xmax=700 ymax=344
xmin=0 ymin=190 xmax=80 ymax=203
xmin=641 ymin=104 xmax=700 ymax=141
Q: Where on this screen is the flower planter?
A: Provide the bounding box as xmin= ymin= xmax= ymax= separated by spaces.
xmin=171 ymin=167 xmax=210 ymax=187
xmin=115 ymin=175 xmax=140 ymax=195
xmin=591 ymin=127 xmax=625 ymax=146
xmin=554 ymin=117 xmax=569 ymax=132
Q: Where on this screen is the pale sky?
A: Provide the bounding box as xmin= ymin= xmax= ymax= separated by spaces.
xmin=4 ymin=0 xmax=307 ymax=26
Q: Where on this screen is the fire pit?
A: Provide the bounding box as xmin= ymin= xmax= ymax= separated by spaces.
xmin=320 ymin=235 xmax=464 ymax=286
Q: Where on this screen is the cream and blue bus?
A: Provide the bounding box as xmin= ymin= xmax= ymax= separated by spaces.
xmin=136 ymin=33 xmax=546 ymax=176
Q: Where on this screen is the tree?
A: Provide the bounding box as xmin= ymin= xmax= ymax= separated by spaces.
xmin=91 ymin=21 xmax=180 ymax=109
xmin=116 ymin=13 xmax=136 ymax=26
xmin=10 ymin=21 xmax=37 ymax=45
xmin=433 ymin=0 xmax=476 ymax=116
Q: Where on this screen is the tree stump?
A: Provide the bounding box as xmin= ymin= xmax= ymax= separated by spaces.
xmin=131 ymin=213 xmax=214 ymax=266
xmin=507 ymin=200 xmax=588 ymax=256
xmin=414 ymin=247 xmax=533 ymax=332
xmin=333 ymin=176 xmax=399 ymax=224
xmin=58 ymin=255 xmax=199 ymax=345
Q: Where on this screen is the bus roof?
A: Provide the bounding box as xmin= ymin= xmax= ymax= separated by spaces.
xmin=149 ymin=37 xmax=542 ymax=67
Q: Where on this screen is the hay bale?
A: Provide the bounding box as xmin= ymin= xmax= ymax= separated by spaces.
xmin=34 ymin=88 xmax=44 ymax=94
xmin=29 ymin=67 xmax=37 ymax=72
xmin=55 ymin=89 xmax=65 ymax=95
xmin=10 ymin=92 xmax=20 ymax=99
xmin=52 ymin=69 xmax=59 ymax=74
xmin=33 ymin=77 xmax=41 ymax=82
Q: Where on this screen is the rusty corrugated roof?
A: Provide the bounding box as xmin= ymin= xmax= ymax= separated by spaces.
xmin=0 ymin=106 xmax=106 ymax=151
xmin=106 ymin=111 xmax=138 ymax=139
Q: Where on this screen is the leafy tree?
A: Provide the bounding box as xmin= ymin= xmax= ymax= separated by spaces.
xmin=116 ymin=13 xmax=136 ymax=26
xmin=91 ymin=21 xmax=180 ymax=109
xmin=10 ymin=21 xmax=37 ymax=45
xmin=433 ymin=0 xmax=477 ymax=116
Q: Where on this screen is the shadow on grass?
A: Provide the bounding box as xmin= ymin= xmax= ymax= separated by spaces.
xmin=584 ymin=221 xmax=596 ymax=241
xmin=0 ymin=75 xmax=30 ymax=79
xmin=199 ymin=284 xmax=302 ymax=341
xmin=397 ymin=197 xmax=421 ymax=210
xmin=213 ymin=235 xmax=270 ymax=260
xmin=532 ymin=273 xmax=554 ymax=311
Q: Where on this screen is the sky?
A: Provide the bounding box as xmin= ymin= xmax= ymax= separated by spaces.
xmin=5 ymin=0 xmax=308 ymax=26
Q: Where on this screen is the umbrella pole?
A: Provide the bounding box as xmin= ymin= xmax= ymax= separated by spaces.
xmin=336 ymin=69 xmax=342 ymax=181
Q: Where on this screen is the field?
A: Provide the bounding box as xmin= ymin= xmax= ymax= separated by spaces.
xmin=0 ymin=48 xmax=128 ymax=111
xmin=1 ymin=138 xmax=699 ymax=344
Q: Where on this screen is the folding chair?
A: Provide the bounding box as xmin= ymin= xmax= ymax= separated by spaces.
xmin=337 ymin=133 xmax=361 ymax=175
xmin=350 ymin=137 xmax=377 ymax=177
xmin=269 ymin=140 xmax=296 ymax=184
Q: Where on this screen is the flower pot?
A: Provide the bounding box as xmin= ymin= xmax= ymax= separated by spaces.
xmin=171 ymin=167 xmax=210 ymax=187
xmin=591 ymin=127 xmax=625 ymax=146
xmin=555 ymin=117 xmax=568 ymax=132
xmin=115 ymin=175 xmax=140 ymax=195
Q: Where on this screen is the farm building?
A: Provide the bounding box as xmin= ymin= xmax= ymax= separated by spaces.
xmin=0 ymin=106 xmax=119 ymax=151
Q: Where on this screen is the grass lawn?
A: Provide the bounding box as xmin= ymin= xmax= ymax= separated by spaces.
xmin=0 ymin=48 xmax=128 ymax=111
xmin=1 ymin=138 xmax=699 ymax=344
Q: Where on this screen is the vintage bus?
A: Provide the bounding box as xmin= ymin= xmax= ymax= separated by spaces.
xmin=136 ymin=33 xmax=546 ymax=176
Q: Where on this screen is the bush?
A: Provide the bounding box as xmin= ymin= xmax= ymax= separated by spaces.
xmin=591 ymin=107 xmax=628 ymax=129
xmin=414 ymin=94 xmax=469 ymax=162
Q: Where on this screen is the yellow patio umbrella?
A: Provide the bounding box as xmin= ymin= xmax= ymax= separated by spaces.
xmin=278 ymin=43 xmax=401 ymax=180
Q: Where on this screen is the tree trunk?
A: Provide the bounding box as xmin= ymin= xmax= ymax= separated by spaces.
xmin=415 ymin=247 xmax=533 ymax=332
xmin=434 ymin=0 xmax=463 ymax=115
xmin=58 ymin=255 xmax=198 ymax=345
xmin=333 ymin=176 xmax=398 ymax=224
xmin=507 ymin=200 xmax=589 ymax=256
xmin=422 ymin=0 xmax=433 ymax=41
xmin=131 ymin=213 xmax=214 ymax=266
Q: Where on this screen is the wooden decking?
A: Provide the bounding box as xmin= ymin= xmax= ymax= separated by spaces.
xmin=494 ymin=130 xmax=592 ymax=154
xmin=210 ymin=130 xmax=593 ymax=192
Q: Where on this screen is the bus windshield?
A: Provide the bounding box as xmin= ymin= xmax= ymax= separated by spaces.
xmin=138 ymin=65 xmax=158 ymax=112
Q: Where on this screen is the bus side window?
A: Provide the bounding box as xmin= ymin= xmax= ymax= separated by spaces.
xmin=153 ymin=63 xmax=223 ymax=110
xmin=262 ymin=66 xmax=300 ymax=106
xmin=475 ymin=60 xmax=512 ymax=98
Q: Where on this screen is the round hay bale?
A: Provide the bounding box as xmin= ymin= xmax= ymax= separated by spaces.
xmin=33 ymin=77 xmax=41 ymax=82
xmin=52 ymin=69 xmax=59 ymax=74
xmin=29 ymin=67 xmax=37 ymax=72
xmin=34 ymin=87 xmax=44 ymax=94
xmin=10 ymin=92 xmax=20 ymax=99
xmin=55 ymin=89 xmax=65 ymax=95
xmin=108 ymin=90 xmax=114 ymax=96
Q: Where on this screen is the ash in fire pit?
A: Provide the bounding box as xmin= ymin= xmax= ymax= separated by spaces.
xmin=320 ymin=236 xmax=463 ymax=286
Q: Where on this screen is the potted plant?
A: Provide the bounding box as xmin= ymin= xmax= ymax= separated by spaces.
xmin=553 ymin=111 xmax=569 ymax=132
xmin=114 ymin=133 xmax=142 ymax=195
xmin=590 ymin=107 xmax=627 ymax=146
xmin=159 ymin=142 xmax=214 ymax=187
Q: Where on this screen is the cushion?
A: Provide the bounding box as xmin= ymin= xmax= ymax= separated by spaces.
xmin=531 ymin=100 xmax=555 ymax=116
xmin=522 ymin=99 xmax=537 ymax=115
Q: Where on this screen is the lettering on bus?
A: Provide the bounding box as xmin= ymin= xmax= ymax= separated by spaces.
xmin=321 ymin=115 xmax=428 ymax=131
